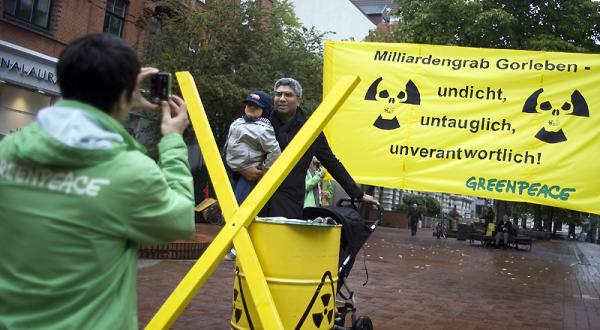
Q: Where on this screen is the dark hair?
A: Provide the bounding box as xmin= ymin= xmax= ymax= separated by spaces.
xmin=57 ymin=33 xmax=140 ymax=113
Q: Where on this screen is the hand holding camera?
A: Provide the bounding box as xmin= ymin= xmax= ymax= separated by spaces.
xmin=160 ymin=95 xmax=189 ymax=136
xmin=133 ymin=68 xmax=174 ymax=108
xmin=132 ymin=67 xmax=188 ymax=135
xmin=132 ymin=68 xmax=159 ymax=110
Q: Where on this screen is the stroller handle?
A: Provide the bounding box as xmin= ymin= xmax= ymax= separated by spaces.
xmin=336 ymin=198 xmax=382 ymax=231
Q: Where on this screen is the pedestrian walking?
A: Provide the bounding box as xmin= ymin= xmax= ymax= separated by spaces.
xmin=408 ymin=203 xmax=422 ymax=236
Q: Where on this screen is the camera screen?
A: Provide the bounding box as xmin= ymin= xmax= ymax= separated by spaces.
xmin=150 ymin=72 xmax=171 ymax=103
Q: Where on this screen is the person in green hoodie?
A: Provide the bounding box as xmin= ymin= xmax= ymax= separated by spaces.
xmin=304 ymin=157 xmax=325 ymax=207
xmin=0 ymin=33 xmax=195 ymax=329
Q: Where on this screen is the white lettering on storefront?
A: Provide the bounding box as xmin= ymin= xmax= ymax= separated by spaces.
xmin=0 ymin=57 xmax=57 ymax=84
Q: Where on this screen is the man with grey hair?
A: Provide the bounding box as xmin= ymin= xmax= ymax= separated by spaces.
xmin=238 ymin=77 xmax=378 ymax=219
xmin=275 ymin=77 xmax=303 ymax=98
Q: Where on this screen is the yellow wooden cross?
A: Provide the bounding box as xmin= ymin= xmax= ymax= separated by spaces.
xmin=145 ymin=72 xmax=360 ymax=329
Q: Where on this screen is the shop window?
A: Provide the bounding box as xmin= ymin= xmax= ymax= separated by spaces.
xmin=4 ymin=0 xmax=52 ymax=29
xmin=0 ymin=84 xmax=52 ymax=136
xmin=103 ymin=0 xmax=127 ymax=37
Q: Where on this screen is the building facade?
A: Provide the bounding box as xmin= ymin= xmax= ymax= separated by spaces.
xmin=1 ymin=0 xmax=149 ymax=57
xmin=0 ymin=0 xmax=157 ymax=138
xmin=350 ymin=0 xmax=397 ymax=25
xmin=0 ymin=40 xmax=58 ymax=137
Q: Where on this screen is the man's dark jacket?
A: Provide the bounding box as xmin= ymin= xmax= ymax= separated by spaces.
xmin=264 ymin=108 xmax=362 ymax=219
xmin=408 ymin=207 xmax=421 ymax=224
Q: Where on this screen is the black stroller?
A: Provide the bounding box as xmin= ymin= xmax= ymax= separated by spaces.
xmin=303 ymin=198 xmax=382 ymax=330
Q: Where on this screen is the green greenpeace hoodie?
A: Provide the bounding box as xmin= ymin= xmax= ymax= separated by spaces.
xmin=0 ymin=100 xmax=195 ymax=329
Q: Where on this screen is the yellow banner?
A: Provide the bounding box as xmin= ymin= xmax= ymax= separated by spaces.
xmin=323 ymin=41 xmax=600 ymax=214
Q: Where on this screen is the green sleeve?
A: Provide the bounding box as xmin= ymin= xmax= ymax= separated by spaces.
xmin=324 ymin=181 xmax=333 ymax=198
xmin=122 ymin=133 xmax=195 ymax=244
xmin=305 ymin=170 xmax=322 ymax=190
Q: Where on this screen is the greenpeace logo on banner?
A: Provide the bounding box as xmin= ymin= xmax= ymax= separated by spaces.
xmin=0 ymin=160 xmax=110 ymax=197
xmin=465 ymin=177 xmax=576 ymax=201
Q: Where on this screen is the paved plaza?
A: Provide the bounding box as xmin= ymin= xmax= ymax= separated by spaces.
xmin=137 ymin=225 xmax=600 ymax=329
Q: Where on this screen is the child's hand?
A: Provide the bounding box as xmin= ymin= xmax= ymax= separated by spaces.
xmin=239 ymin=167 xmax=265 ymax=181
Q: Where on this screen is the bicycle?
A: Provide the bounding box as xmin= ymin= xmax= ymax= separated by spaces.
xmin=436 ymin=217 xmax=447 ymax=239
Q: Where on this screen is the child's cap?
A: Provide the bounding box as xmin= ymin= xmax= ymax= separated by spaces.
xmin=242 ymin=91 xmax=272 ymax=112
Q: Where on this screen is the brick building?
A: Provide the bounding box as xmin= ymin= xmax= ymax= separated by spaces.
xmin=0 ymin=0 xmax=189 ymax=137
xmin=0 ymin=0 xmax=278 ymax=138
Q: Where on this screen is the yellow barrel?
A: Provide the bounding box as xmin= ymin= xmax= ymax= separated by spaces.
xmin=230 ymin=218 xmax=340 ymax=330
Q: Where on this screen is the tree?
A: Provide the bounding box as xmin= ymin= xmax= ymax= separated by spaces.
xmin=138 ymin=0 xmax=326 ymax=146
xmin=506 ymin=200 xmax=588 ymax=234
xmin=374 ymin=0 xmax=600 ymax=52
xmin=507 ymin=201 xmax=534 ymax=229
xmin=393 ymin=193 xmax=441 ymax=217
xmin=423 ymin=195 xmax=442 ymax=217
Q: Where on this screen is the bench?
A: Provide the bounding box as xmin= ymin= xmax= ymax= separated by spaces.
xmin=468 ymin=233 xmax=494 ymax=247
xmin=468 ymin=232 xmax=534 ymax=251
xmin=513 ymin=235 xmax=534 ymax=251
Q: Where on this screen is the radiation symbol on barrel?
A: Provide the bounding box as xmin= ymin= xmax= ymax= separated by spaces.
xmin=522 ymin=88 xmax=589 ymax=144
xmin=364 ymin=77 xmax=421 ymax=130
xmin=231 ymin=267 xmax=254 ymax=328
xmin=295 ymin=271 xmax=336 ymax=329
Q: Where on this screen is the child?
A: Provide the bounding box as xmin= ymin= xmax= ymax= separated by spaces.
xmin=225 ymin=91 xmax=281 ymax=204
xmin=224 ymin=91 xmax=281 ymax=260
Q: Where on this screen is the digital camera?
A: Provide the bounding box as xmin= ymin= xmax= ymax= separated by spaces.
xmin=150 ymin=72 xmax=172 ymax=103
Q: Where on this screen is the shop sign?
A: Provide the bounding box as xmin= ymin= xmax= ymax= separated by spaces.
xmin=0 ymin=56 xmax=57 ymax=84
xmin=0 ymin=41 xmax=59 ymax=94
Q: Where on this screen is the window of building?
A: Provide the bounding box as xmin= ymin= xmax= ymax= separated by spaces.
xmin=0 ymin=83 xmax=53 ymax=137
xmin=103 ymin=0 xmax=127 ymax=37
xmin=4 ymin=0 xmax=52 ymax=29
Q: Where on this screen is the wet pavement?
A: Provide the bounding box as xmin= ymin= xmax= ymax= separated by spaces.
xmin=137 ymin=225 xmax=600 ymax=329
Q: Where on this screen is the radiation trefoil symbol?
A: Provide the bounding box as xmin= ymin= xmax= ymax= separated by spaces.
xmin=232 ymin=288 xmax=243 ymax=323
xmin=295 ymin=271 xmax=336 ymax=329
xmin=522 ymin=88 xmax=589 ymax=144
xmin=311 ymin=293 xmax=333 ymax=328
xmin=231 ymin=267 xmax=254 ymax=329
xmin=364 ymin=77 xmax=421 ymax=130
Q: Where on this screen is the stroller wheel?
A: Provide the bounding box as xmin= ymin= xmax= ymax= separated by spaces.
xmin=352 ymin=316 xmax=373 ymax=330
